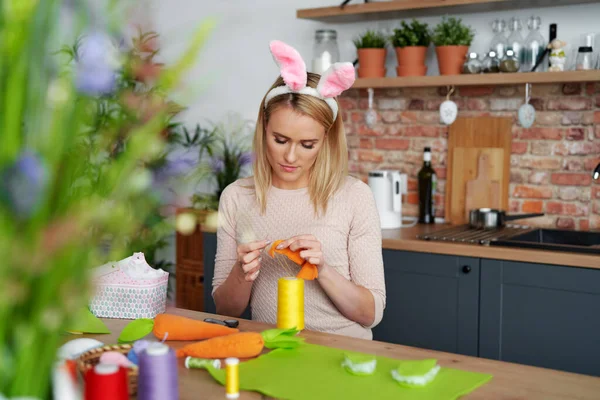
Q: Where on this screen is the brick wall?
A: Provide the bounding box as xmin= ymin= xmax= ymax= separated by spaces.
xmin=341 ymin=82 xmax=600 ymax=230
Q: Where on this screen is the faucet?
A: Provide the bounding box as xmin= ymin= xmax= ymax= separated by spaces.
xmin=595 ymin=162 xmax=600 ymax=180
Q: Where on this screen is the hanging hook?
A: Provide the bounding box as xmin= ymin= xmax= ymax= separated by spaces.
xmin=446 ymin=85 xmax=456 ymax=101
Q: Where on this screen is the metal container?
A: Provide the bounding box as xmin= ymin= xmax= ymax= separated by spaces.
xmin=469 ymin=208 xmax=544 ymax=229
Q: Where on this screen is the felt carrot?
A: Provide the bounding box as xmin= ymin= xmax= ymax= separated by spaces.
xmin=269 ymin=240 xmax=318 ymax=280
xmin=176 ymin=332 xmax=265 ymax=359
xmin=152 ymin=313 xmax=238 ymax=341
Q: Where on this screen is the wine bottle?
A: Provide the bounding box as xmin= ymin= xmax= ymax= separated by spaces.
xmin=418 ymin=147 xmax=437 ymax=224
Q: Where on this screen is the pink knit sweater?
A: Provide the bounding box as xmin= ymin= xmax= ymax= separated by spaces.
xmin=212 ymin=176 xmax=386 ymax=340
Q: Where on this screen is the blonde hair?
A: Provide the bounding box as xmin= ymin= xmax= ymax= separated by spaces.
xmin=252 ymin=73 xmax=348 ymax=217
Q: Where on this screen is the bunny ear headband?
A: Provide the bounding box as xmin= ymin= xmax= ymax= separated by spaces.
xmin=264 ymin=40 xmax=356 ymax=121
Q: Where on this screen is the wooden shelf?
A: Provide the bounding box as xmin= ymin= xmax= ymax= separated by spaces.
xmin=352 ymin=70 xmax=600 ymax=89
xmin=297 ymin=0 xmax=600 ymax=22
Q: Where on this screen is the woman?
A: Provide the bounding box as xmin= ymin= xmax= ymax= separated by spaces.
xmin=212 ymin=40 xmax=385 ymax=340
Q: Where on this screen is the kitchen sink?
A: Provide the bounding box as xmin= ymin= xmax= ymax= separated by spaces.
xmin=490 ymin=228 xmax=600 ymax=255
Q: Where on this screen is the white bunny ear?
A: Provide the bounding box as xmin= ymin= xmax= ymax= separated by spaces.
xmin=316 ymin=62 xmax=356 ymax=98
xmin=269 ymin=40 xmax=307 ymax=91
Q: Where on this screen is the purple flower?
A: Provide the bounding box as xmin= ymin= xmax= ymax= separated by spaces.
xmin=75 ymin=31 xmax=120 ymax=95
xmin=239 ymin=151 xmax=253 ymax=167
xmin=0 ymin=151 xmax=48 ymax=217
xmin=153 ymin=158 xmax=194 ymax=184
xmin=211 ymin=157 xmax=225 ymax=173
xmin=76 ymin=66 xmax=116 ymax=95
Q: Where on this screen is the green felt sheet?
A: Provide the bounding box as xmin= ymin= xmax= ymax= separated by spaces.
xmin=207 ymin=343 xmax=492 ymax=400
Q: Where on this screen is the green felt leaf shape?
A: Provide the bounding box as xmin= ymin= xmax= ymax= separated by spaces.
xmin=66 ymin=307 xmax=111 ymax=334
xmin=118 ymin=318 xmax=154 ymax=343
xmin=261 ymin=327 xmax=305 ymax=349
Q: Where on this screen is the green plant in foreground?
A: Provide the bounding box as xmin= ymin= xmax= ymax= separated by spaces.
xmin=353 ymin=29 xmax=388 ymax=49
xmin=0 ymin=0 xmax=215 ymax=397
xmin=432 ymin=16 xmax=475 ymax=46
xmin=391 ymin=19 xmax=432 ymax=48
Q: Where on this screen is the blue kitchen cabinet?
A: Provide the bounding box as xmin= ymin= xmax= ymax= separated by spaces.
xmin=479 ymin=259 xmax=600 ymax=377
xmin=372 ymin=250 xmax=480 ymax=357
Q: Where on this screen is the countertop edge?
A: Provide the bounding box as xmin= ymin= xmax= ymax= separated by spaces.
xmin=199 ymin=224 xmax=600 ymax=270
xmin=382 ymin=237 xmax=600 ymax=270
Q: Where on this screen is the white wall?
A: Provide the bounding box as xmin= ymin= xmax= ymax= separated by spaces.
xmin=148 ymin=0 xmax=600 ymax=126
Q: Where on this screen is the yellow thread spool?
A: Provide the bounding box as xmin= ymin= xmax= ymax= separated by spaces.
xmin=277 ymin=277 xmax=304 ymax=331
xmin=225 ymin=357 xmax=239 ymax=399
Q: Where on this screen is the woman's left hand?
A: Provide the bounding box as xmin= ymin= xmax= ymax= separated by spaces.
xmin=276 ymin=234 xmax=324 ymax=269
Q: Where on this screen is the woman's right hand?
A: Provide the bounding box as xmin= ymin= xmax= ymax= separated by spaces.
xmin=237 ymin=239 xmax=271 ymax=282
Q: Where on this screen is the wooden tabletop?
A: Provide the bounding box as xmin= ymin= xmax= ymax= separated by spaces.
xmin=78 ymin=308 xmax=600 ymax=400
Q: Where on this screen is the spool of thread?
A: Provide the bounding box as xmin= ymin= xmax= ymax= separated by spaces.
xmin=138 ymin=342 xmax=179 ymax=400
xmin=225 ymin=357 xmax=240 ymax=399
xmin=277 ymin=277 xmax=304 ymax=330
xmin=84 ymin=363 xmax=128 ymax=400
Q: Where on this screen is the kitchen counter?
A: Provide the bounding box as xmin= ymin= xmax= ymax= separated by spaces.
xmin=380 ymin=224 xmax=600 ymax=270
xmin=200 ymin=223 xmax=600 ymax=270
xmin=81 ymin=308 xmax=600 ymax=400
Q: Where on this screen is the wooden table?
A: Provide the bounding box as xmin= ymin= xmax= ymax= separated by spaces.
xmin=80 ymin=307 xmax=600 ymax=399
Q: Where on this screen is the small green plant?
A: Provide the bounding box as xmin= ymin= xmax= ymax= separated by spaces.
xmin=353 ymin=30 xmax=387 ymax=49
xmin=391 ymin=19 xmax=432 ymax=48
xmin=432 ymin=16 xmax=475 ymax=46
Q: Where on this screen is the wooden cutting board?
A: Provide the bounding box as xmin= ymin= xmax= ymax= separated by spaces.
xmin=450 ymin=148 xmax=505 ymax=224
xmin=464 ymin=151 xmax=502 ymax=214
xmin=445 ymin=117 xmax=512 ymax=225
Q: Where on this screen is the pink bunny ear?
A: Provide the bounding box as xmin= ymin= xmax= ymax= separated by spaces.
xmin=269 ymin=40 xmax=307 ymax=91
xmin=316 ymin=62 xmax=356 ymax=98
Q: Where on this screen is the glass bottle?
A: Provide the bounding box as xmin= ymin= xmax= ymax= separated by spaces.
xmin=500 ymin=49 xmax=520 ymax=72
xmin=482 ymin=50 xmax=500 ymax=73
xmin=507 ymin=17 xmax=524 ymax=69
xmin=522 ymin=16 xmax=546 ymax=72
xmin=418 ymin=147 xmax=437 ymax=224
xmin=311 ymin=29 xmax=340 ymax=75
xmin=490 ymin=19 xmax=508 ymax=59
xmin=463 ymin=52 xmax=482 ymax=74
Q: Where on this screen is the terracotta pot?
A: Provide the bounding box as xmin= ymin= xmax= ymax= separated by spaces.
xmin=357 ymin=67 xmax=386 ymax=78
xmin=395 ymin=46 xmax=428 ymax=67
xmin=435 ymin=45 xmax=469 ymax=75
xmin=396 ymin=65 xmax=428 ymax=77
xmin=357 ymin=48 xmax=386 ymax=73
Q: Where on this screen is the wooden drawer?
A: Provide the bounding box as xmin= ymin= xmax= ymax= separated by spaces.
xmin=176 ymin=226 xmax=204 ymax=265
xmin=176 ymin=268 xmax=205 ymax=311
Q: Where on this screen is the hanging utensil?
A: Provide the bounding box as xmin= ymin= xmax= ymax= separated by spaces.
xmin=468 ymin=208 xmax=544 ymax=229
xmin=365 ymin=88 xmax=377 ymax=128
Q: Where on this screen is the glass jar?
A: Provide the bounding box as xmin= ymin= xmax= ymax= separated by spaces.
xmin=500 ymin=49 xmax=520 ymax=72
xmin=490 ymin=19 xmax=508 ymax=59
xmin=482 ymin=50 xmax=500 ymax=73
xmin=522 ymin=16 xmax=546 ymax=72
xmin=462 ymin=52 xmax=482 ymax=74
xmin=576 ymin=46 xmax=594 ymax=70
xmin=507 ymin=17 xmax=524 ymax=69
xmin=311 ymin=29 xmax=340 ymax=75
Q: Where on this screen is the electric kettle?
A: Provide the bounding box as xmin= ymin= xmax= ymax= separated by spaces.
xmin=368 ymin=170 xmax=409 ymax=229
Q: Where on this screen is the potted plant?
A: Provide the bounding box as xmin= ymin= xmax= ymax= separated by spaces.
xmin=390 ymin=19 xmax=431 ymax=77
xmin=353 ymin=30 xmax=388 ymax=78
xmin=185 ymin=112 xmax=254 ymax=211
xmin=432 ymin=16 xmax=475 ymax=75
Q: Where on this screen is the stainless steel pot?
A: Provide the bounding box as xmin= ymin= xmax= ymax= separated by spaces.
xmin=469 ymin=208 xmax=544 ymax=229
